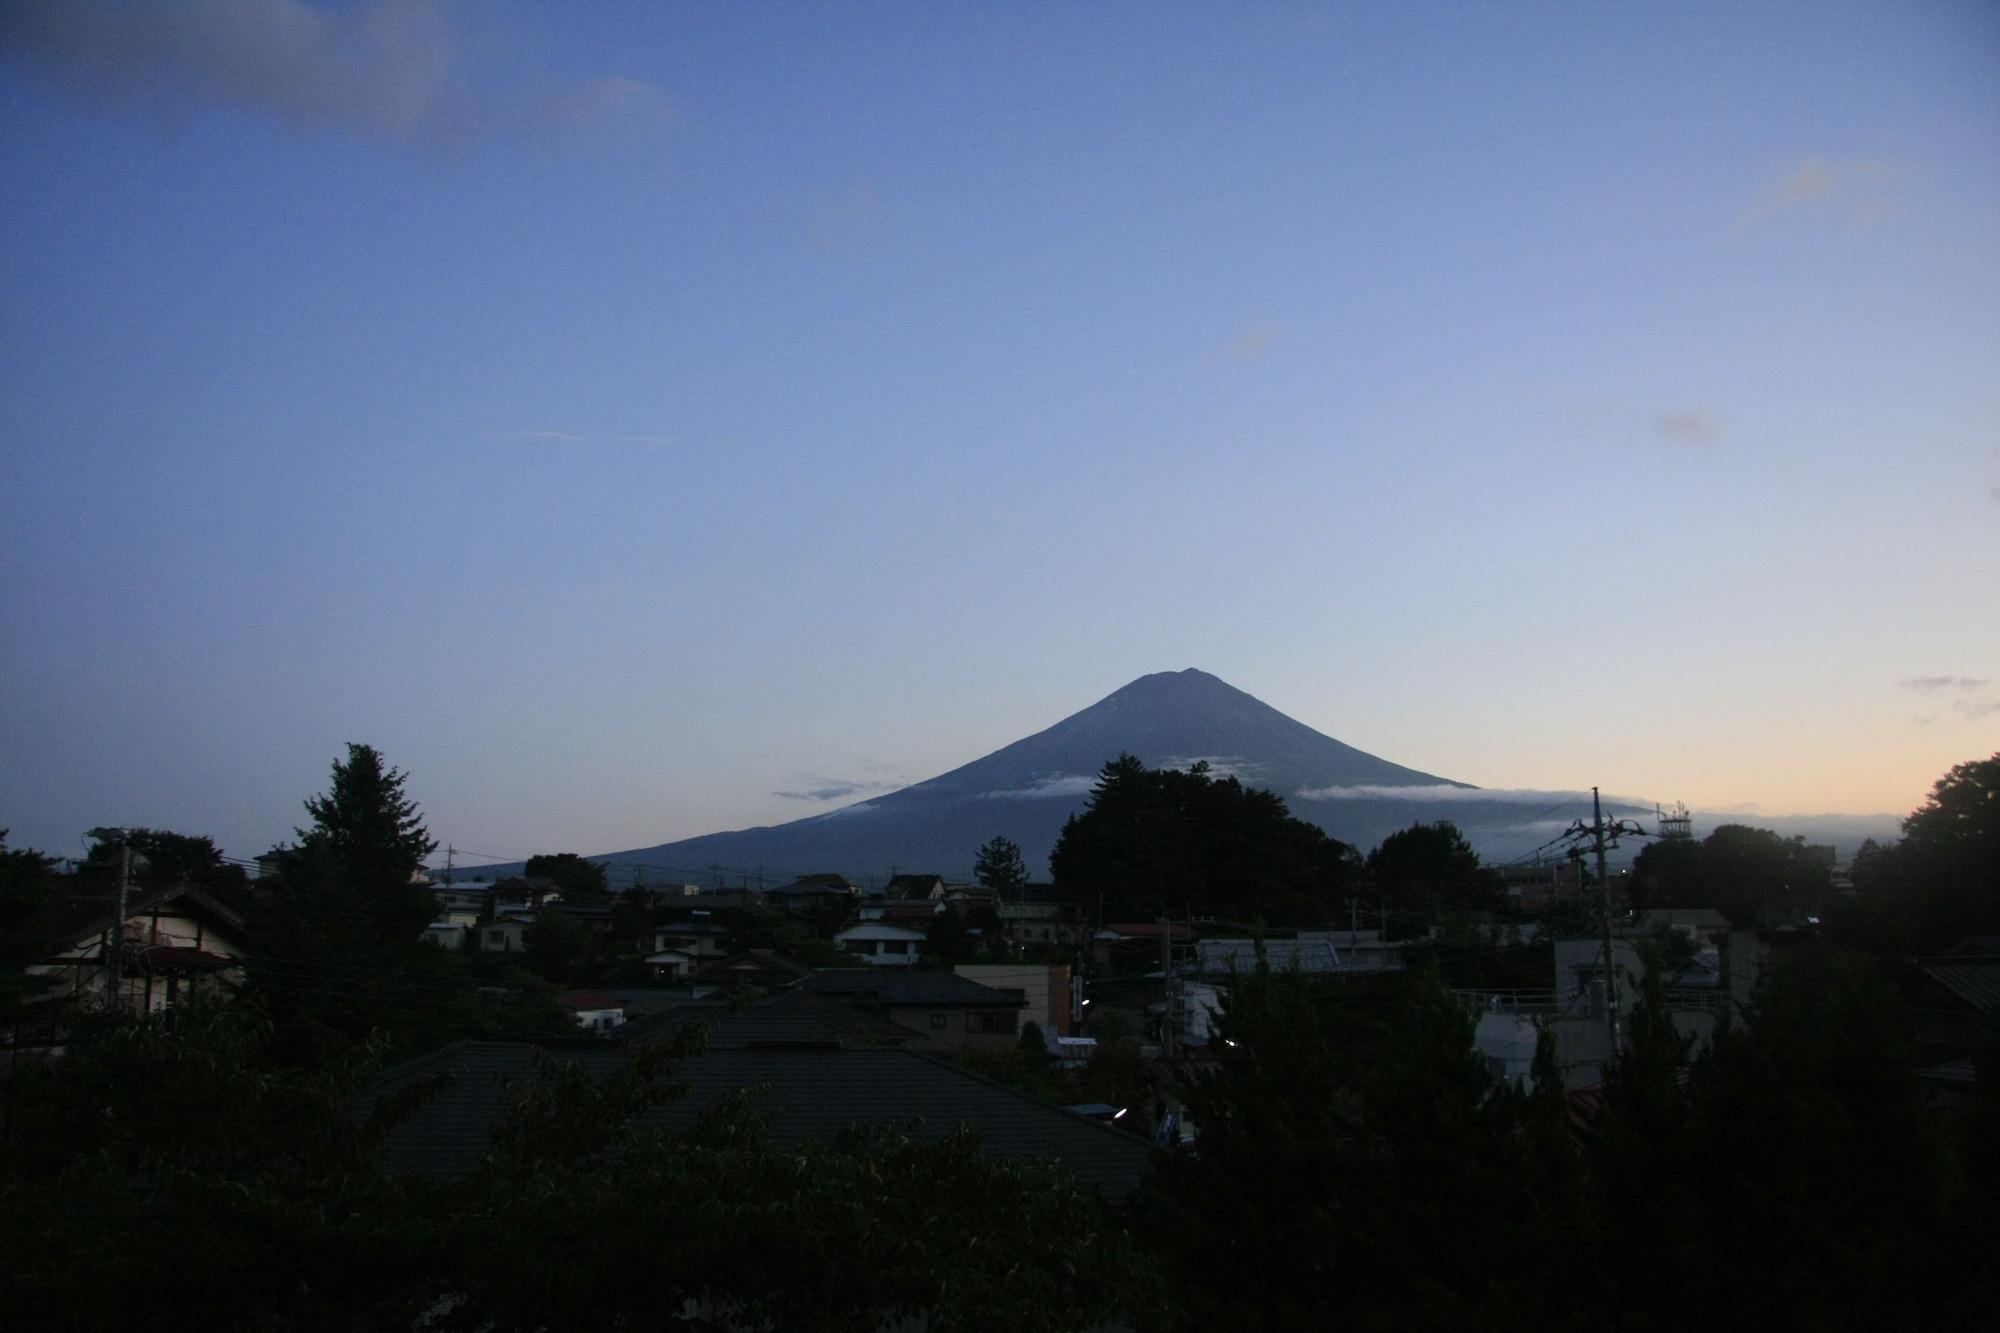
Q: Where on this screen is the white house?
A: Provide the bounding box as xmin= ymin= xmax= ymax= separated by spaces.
xmin=558 ymin=992 xmax=627 ymax=1033
xmin=832 ymin=923 xmax=927 ymax=966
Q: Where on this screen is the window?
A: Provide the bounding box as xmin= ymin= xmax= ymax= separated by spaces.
xmin=967 ymin=1011 xmax=1018 ymax=1035
xmin=930 ymin=1013 xmax=948 ymax=1030
xmin=486 ymin=930 xmax=506 ymax=948
xmin=883 ymin=940 xmax=909 ymax=955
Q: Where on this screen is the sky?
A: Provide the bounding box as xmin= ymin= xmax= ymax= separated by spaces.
xmin=2 ymin=0 xmax=1996 ymax=866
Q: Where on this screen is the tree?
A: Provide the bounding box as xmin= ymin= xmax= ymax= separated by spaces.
xmin=292 ymin=743 xmax=438 ymax=945
xmin=1050 ymin=755 xmax=1360 ymax=922
xmin=524 ymin=853 xmax=610 ymax=905
xmin=1630 ymin=823 xmax=1831 ymax=928
xmin=922 ymin=904 xmax=976 ymax=966
xmin=973 ymin=835 xmax=1029 ymax=896
xmin=1898 ymin=753 xmax=2000 ymax=948
xmin=0 ymin=830 xmax=61 ymax=1026
xmin=1364 ymin=820 xmax=1498 ymax=933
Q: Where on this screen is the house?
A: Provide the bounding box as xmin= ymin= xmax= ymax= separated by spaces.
xmin=691 ymin=950 xmax=819 ymax=993
xmin=766 ymin=874 xmax=861 ymax=914
xmin=883 ymin=874 xmax=947 ymax=901
xmin=353 ymin=1016 xmax=1153 ymax=1198
xmin=1294 ymin=929 xmax=1408 ymax=973
xmin=994 ymin=883 xmax=1088 ymax=949
xmin=800 ymin=969 xmax=1026 ymax=1050
xmin=955 ymin=963 xmax=1074 ymax=1035
xmin=478 ymin=913 xmax=535 ymax=953
xmin=653 ymin=919 xmax=731 ymax=959
xmin=642 ymin=949 xmax=697 ymax=980
xmin=14 ymin=882 xmax=251 ymax=1049
xmin=421 ymin=921 xmax=467 ymax=949
xmin=1905 ymin=941 xmax=2000 ymax=1055
xmin=832 ymin=923 xmax=927 ymax=966
xmin=558 ymin=992 xmax=627 ymax=1032
xmin=856 ymin=899 xmax=942 ymax=927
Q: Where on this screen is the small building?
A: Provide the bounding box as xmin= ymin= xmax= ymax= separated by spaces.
xmin=479 ymin=914 xmax=535 ymax=954
xmin=767 ymin=874 xmax=861 ymax=914
xmin=421 ymin=922 xmax=467 ymax=950
xmin=642 ymin=949 xmax=697 ymax=980
xmin=832 ymin=923 xmax=927 ymax=967
xmin=691 ymin=950 xmax=819 ymax=992
xmin=884 ymin=874 xmax=947 ymax=902
xmin=653 ymin=920 xmax=731 ymax=959
xmin=800 ymin=969 xmax=1026 ymax=1050
xmin=558 ymin=992 xmax=627 ymax=1033
xmin=955 ymin=963 xmax=1074 ymax=1035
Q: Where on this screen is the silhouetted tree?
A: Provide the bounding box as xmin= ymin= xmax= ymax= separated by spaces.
xmin=973 ymin=835 xmax=1029 ymax=896
xmin=524 ymin=852 xmax=610 ymax=905
xmin=1050 ymin=755 xmax=1359 ymax=922
xmin=1364 ymin=820 xmax=1499 ymax=933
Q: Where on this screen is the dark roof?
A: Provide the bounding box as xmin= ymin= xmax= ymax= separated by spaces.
xmin=691 ymin=950 xmax=818 ymax=985
xmin=885 ymin=874 xmax=945 ymax=897
xmin=1915 ymin=958 xmax=2000 ymax=1014
xmin=800 ymin=969 xmax=1025 ymax=1009
xmin=557 ymin=991 xmax=626 ymax=1011
xmin=618 ymin=988 xmax=920 ymax=1050
xmin=353 ymin=1038 xmax=1152 ymax=1196
xmin=40 ymin=881 xmax=247 ymax=959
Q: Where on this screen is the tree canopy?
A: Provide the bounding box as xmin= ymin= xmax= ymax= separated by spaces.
xmin=1049 ymin=755 xmax=1359 ymax=923
xmin=524 ymin=852 xmax=610 ymax=904
xmin=1630 ymin=822 xmax=1832 ymax=927
xmin=973 ymin=835 xmax=1029 ymax=896
xmin=1841 ymin=752 xmax=2000 ymax=952
xmin=1364 ymin=820 xmax=1500 ymax=933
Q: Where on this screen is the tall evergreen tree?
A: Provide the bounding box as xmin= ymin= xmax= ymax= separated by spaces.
xmin=972 ymin=835 xmax=1029 ymax=896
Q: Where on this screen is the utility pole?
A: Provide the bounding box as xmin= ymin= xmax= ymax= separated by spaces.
xmin=100 ymin=830 xmax=130 ymax=1010
xmin=444 ymin=844 xmax=455 ymax=887
xmin=1592 ymin=788 xmax=1617 ymax=1046
xmin=1562 ymin=790 xmax=1651 ymax=1050
xmin=1159 ymin=915 xmax=1177 ymax=1061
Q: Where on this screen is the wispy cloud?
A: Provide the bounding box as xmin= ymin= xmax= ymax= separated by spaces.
xmin=1956 ymin=699 xmax=2000 ymax=721
xmin=1900 ymin=676 xmax=1988 ymax=694
xmin=0 ymin=0 xmax=671 ymax=153
xmin=1736 ymin=156 xmax=1900 ymax=230
xmin=1655 ymin=409 xmax=1716 ymax=445
xmin=1296 ymin=784 xmax=1553 ymax=803
xmin=978 ymin=774 xmax=1098 ymax=800
xmin=773 ymin=777 xmax=900 ymax=803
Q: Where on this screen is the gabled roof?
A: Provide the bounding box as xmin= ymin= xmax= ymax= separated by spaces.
xmin=801 ymin=969 xmax=1025 ymax=1009
xmin=885 ymin=874 xmax=946 ymax=897
xmin=39 ymin=881 xmax=247 ymax=959
xmin=557 ymin=991 xmax=626 ymax=1012
xmin=1914 ymin=958 xmax=2000 ymax=1014
xmin=353 ymin=1037 xmax=1152 ymax=1196
xmin=691 ymin=950 xmax=818 ymax=985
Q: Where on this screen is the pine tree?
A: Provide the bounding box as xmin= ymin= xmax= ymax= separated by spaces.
xmin=973 ymin=835 xmax=1029 ymax=896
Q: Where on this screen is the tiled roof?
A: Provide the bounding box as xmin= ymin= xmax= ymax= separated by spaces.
xmin=1196 ymin=939 xmax=1343 ymax=975
xmin=617 ymin=988 xmax=920 ymax=1048
xmin=1917 ymin=959 xmax=2000 ymax=1014
xmin=801 ymin=969 xmax=1024 ymax=1008
xmin=353 ymin=1039 xmax=1152 ymax=1196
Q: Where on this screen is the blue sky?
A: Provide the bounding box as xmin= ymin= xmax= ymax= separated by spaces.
xmin=3 ymin=0 xmax=1996 ymax=863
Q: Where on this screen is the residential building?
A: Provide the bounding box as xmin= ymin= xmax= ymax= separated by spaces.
xmin=832 ymin=923 xmax=927 ymax=966
xmin=559 ymin=992 xmax=628 ymax=1033
xmin=954 ymin=963 xmax=1074 ymax=1035
xmin=800 ymin=969 xmax=1026 ymax=1049
xmin=883 ymin=874 xmax=947 ymax=901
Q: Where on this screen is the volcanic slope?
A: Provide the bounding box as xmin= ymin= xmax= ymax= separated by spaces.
xmin=574 ymin=669 xmax=1594 ymax=887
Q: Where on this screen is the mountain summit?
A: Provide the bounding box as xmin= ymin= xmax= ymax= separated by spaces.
xmin=580 ymin=670 xmax=1484 ymax=886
